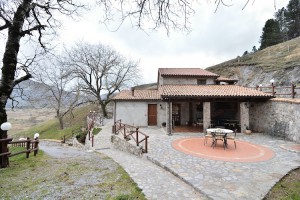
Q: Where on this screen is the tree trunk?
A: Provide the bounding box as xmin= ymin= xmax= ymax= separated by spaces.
xmin=0 ymin=0 xmax=32 ymax=168
xmin=0 ymin=106 xmax=8 ymax=168
xmin=59 ymin=116 xmax=64 ymax=130
xmin=100 ymin=102 xmax=107 ymax=117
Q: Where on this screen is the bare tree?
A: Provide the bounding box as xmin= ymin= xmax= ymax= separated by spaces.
xmin=98 ymin=0 xmax=257 ymax=33
xmin=64 ymin=42 xmax=139 ymax=117
xmin=34 ymin=58 xmax=82 ymax=130
xmin=0 ymin=0 xmax=83 ymax=168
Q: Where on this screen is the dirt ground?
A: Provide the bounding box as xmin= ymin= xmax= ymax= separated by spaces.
xmin=7 ymin=108 xmax=56 ymax=134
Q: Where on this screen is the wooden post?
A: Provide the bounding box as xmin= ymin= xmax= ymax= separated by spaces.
xmin=292 ymin=83 xmax=295 ymax=99
xmin=272 ymin=83 xmax=275 ymax=96
xmin=145 ymin=136 xmax=149 ymax=153
xmin=92 ymin=134 xmax=94 ymax=147
xmin=136 ymin=128 xmax=139 ymax=146
xmin=26 ymin=137 xmax=30 ymax=158
xmin=34 ymin=140 xmax=39 ymax=156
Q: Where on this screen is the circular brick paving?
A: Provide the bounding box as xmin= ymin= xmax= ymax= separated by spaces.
xmin=172 ymin=137 xmax=275 ymax=162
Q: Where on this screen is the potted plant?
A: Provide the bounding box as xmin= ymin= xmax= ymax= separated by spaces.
xmin=244 ymin=126 xmax=252 ymax=135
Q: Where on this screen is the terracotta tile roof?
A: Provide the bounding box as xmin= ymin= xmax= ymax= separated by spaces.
xmin=112 ymin=89 xmax=160 ymax=100
xmin=161 ymin=85 xmax=273 ymax=98
xmin=159 ymin=68 xmax=219 ymax=77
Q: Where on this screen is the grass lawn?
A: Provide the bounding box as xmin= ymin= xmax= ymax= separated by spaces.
xmin=0 ymin=147 xmax=146 ymax=200
xmin=264 ymin=167 xmax=300 ymax=200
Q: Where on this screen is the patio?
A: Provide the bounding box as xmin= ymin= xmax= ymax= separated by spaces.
xmin=141 ymin=127 xmax=300 ymax=200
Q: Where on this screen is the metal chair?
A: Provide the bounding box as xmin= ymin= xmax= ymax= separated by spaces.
xmin=226 ymin=129 xmax=237 ymax=149
xmin=204 ymin=131 xmax=213 ymax=145
xmin=211 ymin=131 xmax=225 ymax=149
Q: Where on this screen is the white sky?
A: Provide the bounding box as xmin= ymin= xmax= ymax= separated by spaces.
xmin=1 ymin=0 xmax=290 ymax=84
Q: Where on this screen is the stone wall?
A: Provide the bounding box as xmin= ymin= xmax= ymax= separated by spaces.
xmin=250 ymin=98 xmax=300 ymax=143
xmin=111 ymin=135 xmax=144 ymax=157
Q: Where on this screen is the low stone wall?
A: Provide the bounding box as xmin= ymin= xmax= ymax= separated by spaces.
xmin=111 ymin=135 xmax=144 ymax=157
xmin=250 ymin=98 xmax=300 ymax=143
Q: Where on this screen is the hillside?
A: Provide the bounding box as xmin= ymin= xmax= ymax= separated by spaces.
xmin=206 ymin=37 xmax=300 ymax=87
xmin=7 ymin=79 xmax=82 ymax=109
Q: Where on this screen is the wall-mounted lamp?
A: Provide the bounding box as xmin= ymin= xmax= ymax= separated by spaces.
xmin=160 ymin=104 xmax=163 ymax=109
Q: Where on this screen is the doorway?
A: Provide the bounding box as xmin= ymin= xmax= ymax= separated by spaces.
xmin=148 ymin=104 xmax=157 ymax=125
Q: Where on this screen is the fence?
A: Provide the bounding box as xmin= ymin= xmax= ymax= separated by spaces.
xmin=0 ymin=137 xmax=39 ymax=166
xmin=113 ymin=119 xmax=149 ymax=153
xmin=254 ymin=83 xmax=299 ymax=98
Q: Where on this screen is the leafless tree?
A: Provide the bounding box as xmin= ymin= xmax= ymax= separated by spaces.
xmin=64 ymin=42 xmax=139 ymax=117
xmin=0 ymin=0 xmax=83 ymax=168
xmin=97 ymin=0 xmax=260 ymax=33
xmin=34 ymin=57 xmax=82 ymax=130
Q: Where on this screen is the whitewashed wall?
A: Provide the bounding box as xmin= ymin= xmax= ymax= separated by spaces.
xmin=115 ymin=101 xmax=165 ymax=127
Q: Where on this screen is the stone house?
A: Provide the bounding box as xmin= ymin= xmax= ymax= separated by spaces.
xmin=112 ymin=68 xmax=273 ymax=134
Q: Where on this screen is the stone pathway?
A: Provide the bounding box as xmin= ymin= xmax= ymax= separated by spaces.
xmin=90 ymin=121 xmax=208 ymax=200
xmin=88 ymin=122 xmax=299 ymax=200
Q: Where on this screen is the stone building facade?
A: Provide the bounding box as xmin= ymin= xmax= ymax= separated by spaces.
xmin=113 ymin=68 xmax=273 ymax=135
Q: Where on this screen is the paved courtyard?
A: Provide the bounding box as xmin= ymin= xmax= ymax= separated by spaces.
xmin=91 ymin=121 xmax=299 ymax=200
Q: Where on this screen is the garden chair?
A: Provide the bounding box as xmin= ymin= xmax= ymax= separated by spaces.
xmin=226 ymin=129 xmax=237 ymax=149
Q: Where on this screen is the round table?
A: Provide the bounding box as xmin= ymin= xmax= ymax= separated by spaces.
xmin=206 ymin=128 xmax=233 ymax=133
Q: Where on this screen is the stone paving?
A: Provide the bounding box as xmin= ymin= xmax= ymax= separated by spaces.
xmin=90 ymin=121 xmax=208 ymax=200
xmin=89 ymin=121 xmax=299 ymax=200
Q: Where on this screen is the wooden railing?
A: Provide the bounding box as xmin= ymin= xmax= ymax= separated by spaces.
xmin=113 ymin=120 xmax=149 ymax=153
xmin=0 ymin=137 xmax=39 ymax=166
xmin=254 ymin=83 xmax=299 ymax=98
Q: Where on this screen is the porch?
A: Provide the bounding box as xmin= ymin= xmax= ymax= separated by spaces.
xmin=168 ymin=101 xmax=244 ymax=134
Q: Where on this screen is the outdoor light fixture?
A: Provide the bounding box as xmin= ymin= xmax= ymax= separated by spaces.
xmin=1 ymin=122 xmax=12 ymax=131
xmin=270 ymin=79 xmax=275 ymax=84
xmin=259 ymin=84 xmax=263 ymax=87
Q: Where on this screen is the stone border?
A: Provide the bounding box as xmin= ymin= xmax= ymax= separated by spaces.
xmin=111 ymin=135 xmax=144 ymax=157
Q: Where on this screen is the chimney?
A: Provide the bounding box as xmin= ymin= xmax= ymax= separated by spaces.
xmin=131 ymin=87 xmax=135 ymax=96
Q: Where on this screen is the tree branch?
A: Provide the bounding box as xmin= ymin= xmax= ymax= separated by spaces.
xmin=12 ymin=74 xmax=32 ymax=88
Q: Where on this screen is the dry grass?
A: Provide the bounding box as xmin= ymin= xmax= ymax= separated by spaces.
xmin=7 ymin=108 xmax=56 ymax=135
xmin=207 ymin=37 xmax=300 ymax=76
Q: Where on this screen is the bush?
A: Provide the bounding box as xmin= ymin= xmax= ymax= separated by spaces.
xmin=76 ymin=131 xmax=87 ymax=144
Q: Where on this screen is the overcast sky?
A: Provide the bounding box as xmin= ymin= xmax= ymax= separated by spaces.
xmin=1 ymin=0 xmax=290 ymax=84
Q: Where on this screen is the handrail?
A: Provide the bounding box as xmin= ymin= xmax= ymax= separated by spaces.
xmin=113 ymin=120 xmax=149 ymax=153
xmin=254 ymin=83 xmax=298 ymax=98
xmin=0 ymin=138 xmax=39 ymax=160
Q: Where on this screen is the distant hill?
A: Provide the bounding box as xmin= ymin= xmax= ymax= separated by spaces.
xmin=206 ymin=37 xmax=300 ymax=87
xmin=6 ymin=80 xmax=79 ymax=109
xmin=133 ymin=82 xmax=157 ymax=90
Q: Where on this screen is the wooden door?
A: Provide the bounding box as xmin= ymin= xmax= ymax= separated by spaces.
xmin=148 ymin=104 xmax=157 ymax=125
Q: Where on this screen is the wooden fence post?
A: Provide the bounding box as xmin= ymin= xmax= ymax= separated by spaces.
xmin=292 ymin=83 xmax=295 ymax=99
xmin=272 ymin=83 xmax=275 ymax=96
xmin=26 ymin=137 xmax=30 ymax=158
xmin=34 ymin=140 xmax=39 ymax=156
xmin=145 ymin=136 xmax=149 ymax=153
xmin=92 ymin=134 xmax=94 ymax=147
xmin=136 ymin=128 xmax=139 ymax=146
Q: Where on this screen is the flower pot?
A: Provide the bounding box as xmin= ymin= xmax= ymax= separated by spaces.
xmin=244 ymin=130 xmax=252 ymax=135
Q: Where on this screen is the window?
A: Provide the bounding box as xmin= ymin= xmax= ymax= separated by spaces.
xmin=197 ymin=79 xmax=206 ymax=85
